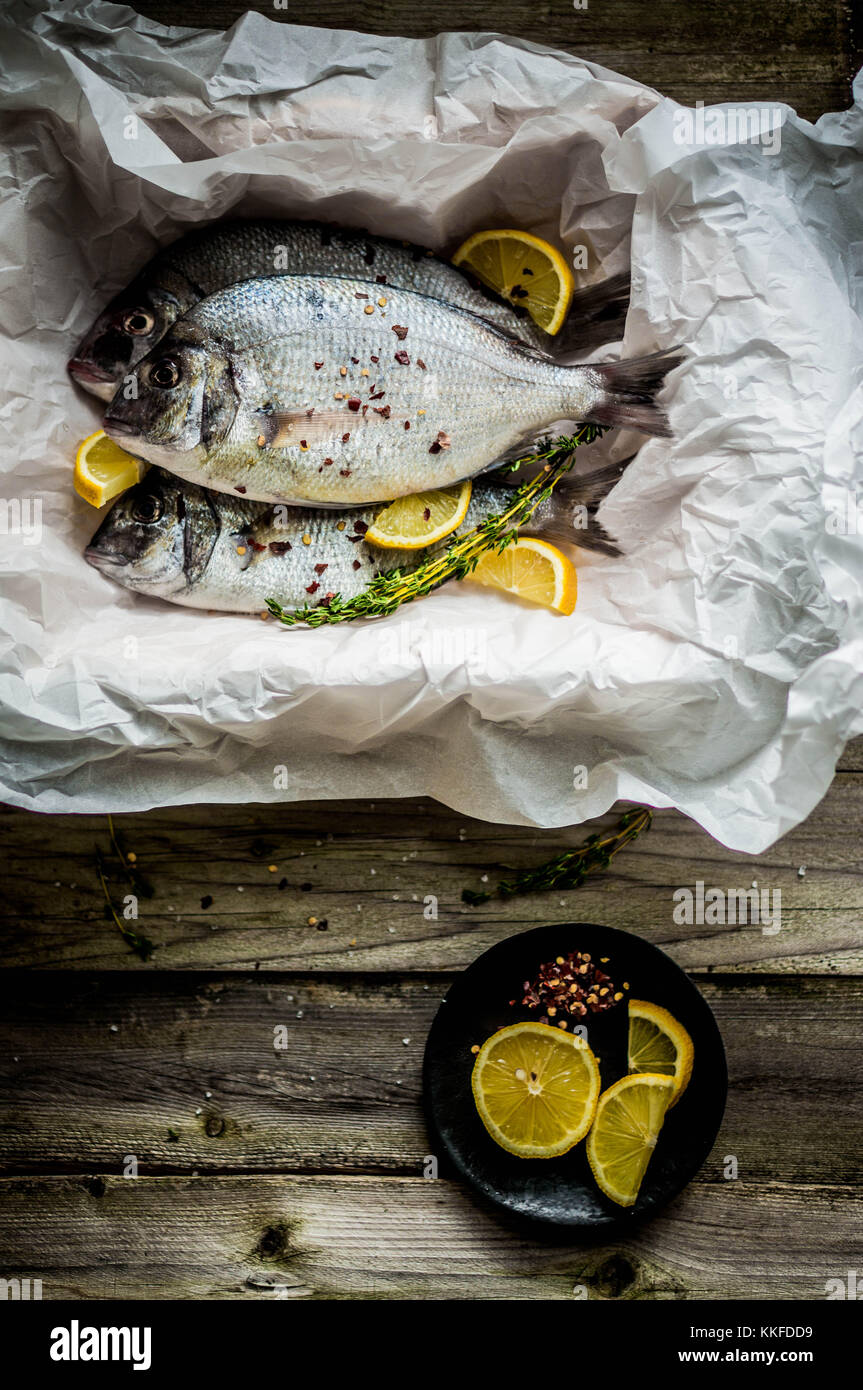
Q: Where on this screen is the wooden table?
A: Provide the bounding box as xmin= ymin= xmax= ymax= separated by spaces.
xmin=1 ymin=2 xmax=861 ymax=1301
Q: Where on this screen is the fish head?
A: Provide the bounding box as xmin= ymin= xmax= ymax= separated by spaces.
xmin=68 ymin=278 xmax=186 ymax=401
xmin=84 ymin=468 xmax=220 ymax=597
xmin=102 ymin=326 xmax=237 ymax=470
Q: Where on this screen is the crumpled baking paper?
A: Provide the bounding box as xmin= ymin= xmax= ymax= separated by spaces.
xmin=1 ymin=1 xmax=861 ymax=851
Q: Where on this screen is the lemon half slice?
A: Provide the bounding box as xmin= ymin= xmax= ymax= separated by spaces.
xmin=365 ymin=480 xmax=472 ymax=550
xmin=468 ymin=537 xmax=577 ymax=614
xmin=452 ymin=228 xmax=576 ymax=335
xmin=74 ymin=429 xmax=147 ymax=508
xmin=628 ymin=1000 xmax=694 ymax=1107
xmin=586 ymin=1073 xmax=674 ymax=1207
xmin=471 ymin=1021 xmax=600 ymax=1158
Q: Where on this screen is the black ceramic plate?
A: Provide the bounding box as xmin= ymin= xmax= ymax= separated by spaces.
xmin=423 ymin=923 xmax=727 ymax=1231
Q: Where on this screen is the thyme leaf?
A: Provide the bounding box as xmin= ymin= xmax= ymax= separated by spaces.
xmin=461 ymin=806 xmax=653 ymax=904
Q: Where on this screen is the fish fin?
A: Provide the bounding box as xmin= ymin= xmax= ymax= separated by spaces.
xmin=551 ymin=271 xmax=631 ymax=355
xmin=262 ymin=407 xmax=375 ymax=448
xmin=523 ymin=454 xmax=637 ymax=557
xmin=588 ymin=347 xmax=683 ymax=437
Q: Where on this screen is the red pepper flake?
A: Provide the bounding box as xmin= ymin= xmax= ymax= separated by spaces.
xmin=417 ymin=358 xmax=427 ymax=370
xmin=234 ymin=485 xmax=247 ymax=494
xmin=347 ymin=397 xmax=361 ymax=411
xmin=394 ymin=350 xmax=410 ymax=365
xmin=404 ymin=420 xmax=411 ymax=430
xmin=392 ymin=325 xmax=408 ymax=340
xmin=361 ymin=404 xmax=369 ymax=416
xmin=269 ymin=540 xmax=292 ymax=555
xmin=422 ymin=507 xmax=431 ymax=521
xmin=370 ymin=354 xmax=379 ymax=363
xmin=305 ymin=582 xmax=320 ymax=594
xmin=354 ymin=291 xmax=369 ymax=299
xmin=248 ymin=538 xmax=267 ymax=552
xmin=375 ymin=274 xmax=387 ymax=285
xmin=351 ymin=356 xmax=360 ymax=364
xmin=340 ymin=468 xmax=352 ymax=477
xmin=323 ymin=457 xmax=334 ymax=466
xmin=342 ymin=433 xmax=351 ymax=443
xmin=435 ymin=430 xmax=451 ymax=450
xmin=353 ymin=520 xmax=369 ymax=535
xmin=373 ymin=405 xmax=391 ymax=419
xmin=369 ymin=389 xmax=386 ymax=401
xmin=314 ymin=563 xmax=329 ymax=574
xmin=314 ymin=361 xmax=324 ymax=370
xmin=429 ymin=441 xmax=441 ymax=454
xmin=300 ymin=439 xmax=308 ymax=448
xmin=514 ymin=950 xmax=621 ymax=1019
xmin=352 ymin=559 xmax=361 ymax=570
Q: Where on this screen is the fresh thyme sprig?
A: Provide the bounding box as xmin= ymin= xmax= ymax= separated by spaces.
xmin=461 ymin=806 xmax=653 ymax=905
xmin=266 ymin=425 xmax=605 ymax=627
xmin=96 ymin=849 xmax=155 ymax=961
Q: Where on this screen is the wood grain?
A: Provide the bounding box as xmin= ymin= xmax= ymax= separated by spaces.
xmin=0 ymin=1172 xmax=857 ymax=1299
xmin=128 ymin=0 xmax=859 ymax=121
xmin=1 ymin=974 xmax=860 ymax=1184
xmin=3 ymin=764 xmax=862 ymax=972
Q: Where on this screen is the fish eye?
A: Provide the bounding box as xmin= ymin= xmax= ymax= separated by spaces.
xmin=150 ymin=358 xmax=181 ymax=389
xmin=131 ymin=494 xmax=163 ymax=524
xmin=121 ymin=309 xmax=155 ymax=336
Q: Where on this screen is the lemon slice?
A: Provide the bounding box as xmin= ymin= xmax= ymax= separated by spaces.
xmin=452 ymin=228 xmax=576 ymax=335
xmin=586 ymin=1073 xmax=674 ymax=1207
xmin=471 ymin=1021 xmax=600 ymax=1158
xmin=467 ymin=537 xmax=577 ymax=614
xmin=628 ymin=1000 xmax=694 ymax=1107
xmin=365 ymin=480 xmax=472 ymax=549
xmin=75 ymin=429 xmax=147 ymax=508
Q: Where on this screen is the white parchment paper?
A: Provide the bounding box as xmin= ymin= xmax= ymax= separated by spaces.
xmin=1 ymin=1 xmax=861 ymax=850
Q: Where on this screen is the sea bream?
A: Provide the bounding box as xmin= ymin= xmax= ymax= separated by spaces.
xmin=103 ymin=274 xmax=680 ymax=507
xmin=84 ymin=459 xmax=633 ymax=615
xmin=68 ymin=218 xmax=630 ymax=398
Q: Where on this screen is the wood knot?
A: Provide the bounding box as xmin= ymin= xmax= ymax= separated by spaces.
xmin=593 ymin=1253 xmax=637 ymax=1298
xmin=205 ymin=1115 xmax=226 ymax=1138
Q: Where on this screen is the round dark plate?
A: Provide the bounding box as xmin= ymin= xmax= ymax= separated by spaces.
xmin=423 ymin=923 xmax=727 ymax=1231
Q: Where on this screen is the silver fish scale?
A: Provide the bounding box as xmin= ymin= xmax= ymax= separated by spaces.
xmin=159 ymin=219 xmax=551 ymax=351
xmin=168 ymin=276 xmax=601 ymax=505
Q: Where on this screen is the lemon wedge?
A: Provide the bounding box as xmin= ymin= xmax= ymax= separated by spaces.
xmin=628 ymin=1000 xmax=694 ymax=1107
xmin=586 ymin=1073 xmax=674 ymax=1207
xmin=451 ymin=228 xmax=576 ymax=335
xmin=74 ymin=430 xmax=147 ymax=508
xmin=365 ymin=480 xmax=472 ymax=549
xmin=467 ymin=537 xmax=577 ymax=614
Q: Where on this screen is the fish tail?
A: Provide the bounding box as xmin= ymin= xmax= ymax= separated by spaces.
xmin=551 ymin=270 xmax=631 ymax=355
xmin=586 ymin=346 xmax=683 ymax=437
xmin=524 ymin=455 xmax=636 ymax=556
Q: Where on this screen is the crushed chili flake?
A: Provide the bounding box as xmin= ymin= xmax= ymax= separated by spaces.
xmin=354 ymin=291 xmax=369 ymax=299
xmin=429 ymin=441 xmax=441 ymax=454
xmin=375 ymin=273 xmax=387 ymax=284
xmin=314 ymin=563 xmax=329 ymax=574
xmin=417 ymin=358 xmax=427 ymax=370
xmin=422 ymin=507 xmax=431 ymax=521
xmin=514 ymin=950 xmax=622 ymax=1021
xmin=370 ymin=354 xmax=380 ymax=363
xmin=305 ymin=582 xmax=320 ymax=594
xmin=394 ymin=349 xmax=410 ymax=365
xmin=392 ymin=325 xmax=408 ymax=340
xmin=234 ymin=485 xmax=247 ymax=494
xmin=323 ymin=457 xmax=334 ymax=466
xmin=269 ymin=540 xmax=292 ymax=555
xmin=353 ymin=521 xmax=369 ymax=535
xmin=342 ymin=433 xmax=351 ymax=442
xmin=351 ymin=356 xmax=360 ymax=364
xmin=404 ymin=420 xmax=411 ymax=430
xmin=340 ymin=468 xmax=352 ymax=477
xmin=314 ymin=361 xmax=324 ymax=369
xmin=373 ymin=405 xmax=391 ymax=419
xmin=369 ymin=389 xmax=386 ymax=400
xmin=352 ymin=559 xmax=361 ymax=570
xmin=348 ymin=397 xmax=361 ymax=411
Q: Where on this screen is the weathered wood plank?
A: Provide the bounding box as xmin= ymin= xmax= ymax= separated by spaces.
xmin=1 ymin=975 xmax=860 ymax=1182
xmin=129 ymin=0 xmax=858 ymax=121
xmin=3 ymin=769 xmax=862 ymax=972
xmin=0 ymin=1172 xmax=857 ymax=1299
